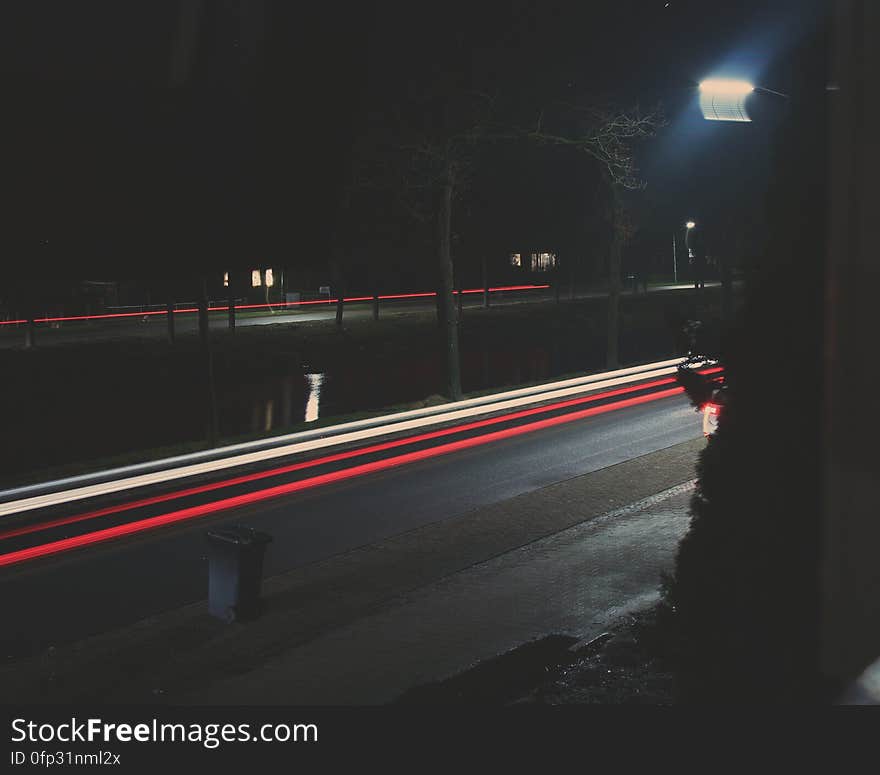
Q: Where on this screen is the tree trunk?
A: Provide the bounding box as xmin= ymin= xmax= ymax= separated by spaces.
xmin=438 ymin=180 xmax=462 ymax=400
xmin=330 ymin=186 xmax=352 ymax=329
xmin=199 ymin=277 xmax=219 ymax=446
xmin=606 ymin=245 xmax=621 ymax=370
xmin=24 ymin=316 xmax=35 ymax=349
xmin=198 ymin=283 xmax=208 ymax=342
xmin=554 ymin=257 xmax=561 ymax=304
xmin=607 ymin=191 xmax=623 ymax=370
xmin=330 ymin=260 xmax=344 ymax=327
xmin=435 ymin=283 xmax=446 ymax=327
xmin=370 ymin=267 xmax=380 ymax=321
xmin=482 ymin=255 xmax=490 ymax=308
xmin=166 ymin=298 xmax=175 ymax=344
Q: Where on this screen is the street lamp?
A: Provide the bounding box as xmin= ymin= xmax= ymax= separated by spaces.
xmin=698 ymin=78 xmax=789 ymax=122
xmin=698 ymin=79 xmax=755 ymax=122
xmin=685 ymin=221 xmax=704 ymax=290
xmin=672 ymin=221 xmax=695 ymax=285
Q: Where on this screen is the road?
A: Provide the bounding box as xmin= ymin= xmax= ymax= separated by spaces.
xmin=0 ymin=282 xmax=720 ymax=349
xmin=0 ymin=385 xmax=704 ymax=659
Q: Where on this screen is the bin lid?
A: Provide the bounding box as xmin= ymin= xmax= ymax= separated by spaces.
xmin=206 ymin=525 xmax=273 ymax=546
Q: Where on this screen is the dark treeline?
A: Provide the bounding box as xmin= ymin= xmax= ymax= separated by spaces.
xmin=1 ymin=1 xmax=692 ymax=316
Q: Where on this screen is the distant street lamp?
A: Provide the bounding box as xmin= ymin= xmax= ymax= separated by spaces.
xmin=686 ymin=220 xmax=706 ymax=290
xmin=672 ymin=221 xmax=696 ymax=284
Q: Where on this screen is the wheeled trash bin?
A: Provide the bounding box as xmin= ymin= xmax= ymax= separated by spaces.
xmin=206 ymin=526 xmax=272 ymax=622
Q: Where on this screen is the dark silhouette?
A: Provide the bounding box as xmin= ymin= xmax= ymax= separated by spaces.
xmin=690 ymin=251 xmax=706 ymax=291
xmin=628 ymin=244 xmax=651 ymax=295
xmin=663 ymin=19 xmax=830 ymax=703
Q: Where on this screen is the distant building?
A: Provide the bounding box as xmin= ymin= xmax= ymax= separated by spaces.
xmin=508 ymin=251 xmax=557 ymax=274
xmin=75 ymin=280 xmax=119 ymax=314
xmin=220 ymin=266 xmax=285 ymax=305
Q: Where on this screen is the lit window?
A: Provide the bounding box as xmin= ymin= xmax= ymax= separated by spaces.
xmin=223 ymin=272 xmax=229 ymax=287
xmin=251 ymin=269 xmax=261 ymax=287
xmin=530 ymin=252 xmax=557 ymax=272
xmin=510 ymin=253 xmax=522 ymax=267
xmin=265 ymin=268 xmax=274 ymax=287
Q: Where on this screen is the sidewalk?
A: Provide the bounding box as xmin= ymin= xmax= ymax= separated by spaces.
xmin=3 ymin=438 xmax=703 ymax=704
xmin=184 ymin=481 xmax=694 ymax=705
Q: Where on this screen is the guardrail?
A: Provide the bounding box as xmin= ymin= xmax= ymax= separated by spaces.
xmin=0 ymin=357 xmax=687 ymax=517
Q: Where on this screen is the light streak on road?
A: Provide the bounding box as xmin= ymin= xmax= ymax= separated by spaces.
xmin=0 ymin=384 xmax=691 ymax=568
xmin=0 ymin=359 xmax=699 ymax=518
xmin=0 ymin=371 xmax=725 ymax=542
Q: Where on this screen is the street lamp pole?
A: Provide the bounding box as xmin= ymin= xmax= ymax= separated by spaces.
xmin=672 ymin=231 xmax=677 ymax=283
xmin=686 ymin=221 xmax=697 ymax=289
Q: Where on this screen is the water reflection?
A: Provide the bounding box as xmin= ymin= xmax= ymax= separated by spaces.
xmin=264 ymin=399 xmax=274 ymax=431
xmin=233 ymin=341 xmax=609 ymax=440
xmin=304 ymin=373 xmax=324 ymax=422
xmin=10 ymin=324 xmax=679 ymax=477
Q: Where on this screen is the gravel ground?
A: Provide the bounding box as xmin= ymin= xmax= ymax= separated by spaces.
xmin=397 ymin=603 xmax=675 ymax=705
xmin=517 ymin=605 xmax=675 ymax=705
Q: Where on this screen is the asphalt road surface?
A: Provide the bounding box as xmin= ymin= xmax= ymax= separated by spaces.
xmin=0 ymin=283 xmax=718 ymax=349
xmin=1 ymin=390 xmax=702 ymax=658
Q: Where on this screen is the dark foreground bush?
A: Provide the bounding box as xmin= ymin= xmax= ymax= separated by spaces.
xmin=662 ymin=24 xmax=834 ymax=703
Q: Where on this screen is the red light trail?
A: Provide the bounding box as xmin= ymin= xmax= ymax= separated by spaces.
xmin=0 ymin=381 xmax=698 ymax=567
xmin=2 ymin=372 xmax=724 ymax=542
xmin=0 ymin=286 xmax=550 ymax=326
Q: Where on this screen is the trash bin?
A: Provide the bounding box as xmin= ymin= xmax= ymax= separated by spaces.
xmin=206 ymin=526 xmax=273 ymax=623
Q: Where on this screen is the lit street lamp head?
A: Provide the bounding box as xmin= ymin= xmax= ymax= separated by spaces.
xmin=698 ymin=79 xmax=755 ymax=96
xmin=686 ymin=221 xmax=696 ymax=229
xmin=698 ymin=78 xmax=755 ymax=122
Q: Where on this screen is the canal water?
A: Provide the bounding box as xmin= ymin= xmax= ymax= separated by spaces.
xmin=4 ymin=322 xmax=680 ymax=484
xmin=215 ymin=329 xmax=673 ymax=440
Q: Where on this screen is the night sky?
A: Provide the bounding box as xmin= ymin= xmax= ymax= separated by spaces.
xmin=0 ymin=1 xmax=828 ymax=289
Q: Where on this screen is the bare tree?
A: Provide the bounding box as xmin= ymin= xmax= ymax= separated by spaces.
xmin=329 ymin=185 xmax=353 ymax=328
xmin=382 ymin=92 xmax=494 ymax=400
xmin=521 ymin=104 xmax=665 ymax=368
xmin=327 ymin=121 xmax=391 ymax=328
xmin=524 ymin=104 xmax=664 ymax=190
xmin=367 ymin=96 xmax=662 ymax=396
xmin=604 ymin=183 xmax=638 ymax=367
